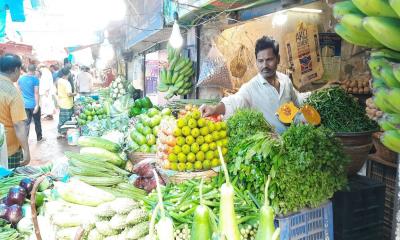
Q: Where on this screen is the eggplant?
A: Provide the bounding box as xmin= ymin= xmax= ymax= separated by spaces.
xmin=4 ymin=204 xmax=23 ymax=225
xmin=6 ymin=186 xmax=26 ymax=206
xmin=19 ymin=178 xmax=34 ymax=195
xmin=0 ymin=203 xmax=7 ymax=219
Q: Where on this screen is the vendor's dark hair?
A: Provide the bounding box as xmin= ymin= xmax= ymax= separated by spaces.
xmin=0 ymin=54 xmax=22 ymax=73
xmin=255 ymin=36 xmax=279 ymax=57
xmin=59 ymin=67 xmax=70 ymax=77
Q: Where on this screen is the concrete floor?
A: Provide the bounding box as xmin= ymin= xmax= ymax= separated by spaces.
xmin=28 ymin=112 xmax=78 ymax=166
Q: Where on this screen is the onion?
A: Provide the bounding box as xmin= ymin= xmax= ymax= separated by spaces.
xmin=4 ymin=204 xmax=23 ymax=225
xmin=19 ymin=178 xmax=34 ymax=195
xmin=6 ymin=186 xmax=27 ymax=206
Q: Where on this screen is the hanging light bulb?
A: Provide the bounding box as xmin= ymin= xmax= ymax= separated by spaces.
xmin=169 ymin=20 xmax=183 ymax=49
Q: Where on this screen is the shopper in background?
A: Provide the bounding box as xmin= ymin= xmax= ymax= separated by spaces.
xmin=39 ymin=65 xmax=56 ymax=120
xmin=76 ymin=66 xmax=93 ymax=96
xmin=49 ymin=64 xmax=60 ymax=82
xmin=18 ymin=64 xmax=44 ymax=142
xmin=57 ymin=68 xmax=76 ymax=139
xmin=0 ymin=54 xmax=31 ymax=168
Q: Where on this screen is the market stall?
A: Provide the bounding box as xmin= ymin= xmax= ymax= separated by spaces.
xmin=1 ymin=1 xmax=400 ymax=240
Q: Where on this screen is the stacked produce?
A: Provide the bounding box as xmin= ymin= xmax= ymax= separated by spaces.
xmin=340 ymin=73 xmax=371 ymax=94
xmin=130 ymin=108 xmax=173 ymax=153
xmin=158 ymin=46 xmax=195 ymax=99
xmin=229 ymin=124 xmax=348 ymax=214
xmin=157 ymin=107 xmax=228 ymax=171
xmin=87 ymin=198 xmax=149 ymax=239
xmin=109 ymin=76 xmax=128 ymax=100
xmin=304 ymin=87 xmax=378 ymax=133
xmin=76 ymin=101 xmax=108 ymax=126
xmin=133 ymin=159 xmax=165 ymax=193
xmin=129 ymin=97 xmax=154 ymax=117
xmin=333 ymin=0 xmax=400 ymax=152
xmin=227 ymin=109 xmax=273 ymax=159
xmin=366 ymin=97 xmax=384 ymax=121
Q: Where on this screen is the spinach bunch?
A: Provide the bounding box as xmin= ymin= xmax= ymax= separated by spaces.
xmin=304 ymin=87 xmax=378 ymax=132
xmin=227 ymin=109 xmax=273 ymax=159
xmin=228 ymin=133 xmax=282 ymax=203
xmin=271 ymin=124 xmax=349 ymax=214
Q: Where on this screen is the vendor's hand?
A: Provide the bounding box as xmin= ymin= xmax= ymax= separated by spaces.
xmin=20 ymin=152 xmax=31 ymax=166
xmin=33 ymin=105 xmax=39 ymax=114
xmin=199 ymin=104 xmax=215 ymax=117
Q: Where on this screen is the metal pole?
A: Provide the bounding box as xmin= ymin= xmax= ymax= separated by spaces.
xmin=393 ymin=154 xmax=400 ymax=240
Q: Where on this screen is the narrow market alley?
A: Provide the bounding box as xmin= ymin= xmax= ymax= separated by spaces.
xmin=28 ymin=113 xmax=77 ymax=167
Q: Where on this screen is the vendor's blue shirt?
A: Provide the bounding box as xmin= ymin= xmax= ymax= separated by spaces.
xmin=18 ymin=74 xmax=39 ymax=109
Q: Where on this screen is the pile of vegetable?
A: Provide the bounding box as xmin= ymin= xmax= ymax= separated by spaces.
xmin=157 ymin=107 xmax=229 ymax=171
xmin=227 ymin=109 xmax=273 ymax=159
xmin=129 ymin=96 xmax=154 ymax=117
xmin=76 ymin=101 xmax=108 ymax=126
xmin=304 ymin=86 xmax=378 ymax=132
xmin=87 ymin=198 xmax=150 ymax=239
xmin=110 ymin=76 xmax=128 ymax=100
xmin=130 ymin=108 xmax=173 ymax=153
xmin=144 ymin=175 xmax=258 ymax=229
xmin=230 ymin=124 xmax=349 ymax=215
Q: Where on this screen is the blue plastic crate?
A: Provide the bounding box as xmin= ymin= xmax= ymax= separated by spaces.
xmin=276 ymin=201 xmax=334 ymax=240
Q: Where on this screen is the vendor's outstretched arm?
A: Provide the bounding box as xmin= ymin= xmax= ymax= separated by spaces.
xmin=200 ymin=102 xmax=226 ymax=117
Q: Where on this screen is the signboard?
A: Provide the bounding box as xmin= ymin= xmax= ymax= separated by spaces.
xmin=319 ymin=32 xmax=342 ymax=82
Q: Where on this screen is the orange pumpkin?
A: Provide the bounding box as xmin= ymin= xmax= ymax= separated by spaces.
xmin=301 ymin=105 xmax=321 ymax=126
xmin=277 ymin=102 xmax=299 ymax=124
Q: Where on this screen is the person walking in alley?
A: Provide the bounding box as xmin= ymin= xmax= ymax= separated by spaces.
xmin=0 ymin=54 xmax=31 ymax=168
xmin=57 ymin=68 xmax=76 ymax=139
xmin=39 ymin=65 xmax=56 ymax=120
xmin=76 ymin=66 xmax=93 ymax=96
xmin=18 ymin=64 xmax=45 ymax=142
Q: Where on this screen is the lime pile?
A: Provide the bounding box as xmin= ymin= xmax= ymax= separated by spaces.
xmin=130 ymin=108 xmax=172 ymax=153
xmin=168 ymin=109 xmax=228 ymax=172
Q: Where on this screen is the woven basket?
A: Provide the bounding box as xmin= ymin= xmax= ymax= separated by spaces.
xmin=128 ymin=152 xmax=157 ymax=165
xmin=167 ymin=169 xmax=218 ymax=184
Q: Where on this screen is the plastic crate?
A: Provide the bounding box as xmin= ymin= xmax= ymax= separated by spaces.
xmin=332 ymin=175 xmax=385 ymax=240
xmin=276 ymin=201 xmax=333 ymax=240
xmin=367 ymin=156 xmax=397 ymax=240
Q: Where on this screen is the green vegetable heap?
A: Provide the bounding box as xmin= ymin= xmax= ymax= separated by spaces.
xmin=227 ymin=109 xmax=273 ymax=159
xmin=304 ymin=86 xmax=378 ymax=132
xmin=272 ymin=124 xmax=349 ymax=214
xmin=229 ymin=124 xmax=349 ymax=215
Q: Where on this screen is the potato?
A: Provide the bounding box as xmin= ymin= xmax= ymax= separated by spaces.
xmin=348 ymin=87 xmax=353 ymax=93
xmin=353 ymin=87 xmax=359 ymax=93
xmin=363 ymin=87 xmax=370 ymax=94
xmin=350 ymin=81 xmax=357 ymax=87
xmin=376 ymin=111 xmax=384 ymax=117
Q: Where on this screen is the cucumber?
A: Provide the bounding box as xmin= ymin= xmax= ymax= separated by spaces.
xmin=78 ymin=136 xmax=121 ymax=153
xmin=80 ymin=147 xmax=125 ymax=167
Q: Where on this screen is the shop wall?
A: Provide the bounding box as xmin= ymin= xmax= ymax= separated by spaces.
xmin=213 ymin=1 xmax=369 ymax=91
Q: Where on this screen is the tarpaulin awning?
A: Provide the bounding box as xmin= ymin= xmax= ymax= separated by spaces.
xmin=163 ymin=0 xmax=277 ymax=25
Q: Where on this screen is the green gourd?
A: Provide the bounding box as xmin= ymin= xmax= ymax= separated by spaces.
xmin=191 ymin=179 xmax=212 ymax=240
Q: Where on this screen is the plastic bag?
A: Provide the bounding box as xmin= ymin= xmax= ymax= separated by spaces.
xmin=197 ymin=43 xmax=233 ymax=89
xmin=230 ymin=44 xmax=250 ymax=78
xmin=0 ymin=124 xmax=8 ymax=169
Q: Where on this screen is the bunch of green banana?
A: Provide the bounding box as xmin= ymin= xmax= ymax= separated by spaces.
xmin=333 ymin=0 xmax=400 ymax=50
xmin=158 ymin=45 xmax=195 ymax=99
xmin=333 ymin=0 xmax=400 ymax=153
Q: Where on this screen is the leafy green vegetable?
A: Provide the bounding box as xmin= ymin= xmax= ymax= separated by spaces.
xmin=227 ymin=109 xmax=273 ymax=159
xmin=271 ymin=124 xmax=349 ymax=214
xmin=229 ymin=133 xmax=282 ymax=204
xmin=229 ymin=124 xmax=349 ymax=215
xmin=304 ymin=87 xmax=378 ymax=132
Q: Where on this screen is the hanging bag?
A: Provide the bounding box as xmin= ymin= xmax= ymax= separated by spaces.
xmin=230 ymin=44 xmax=250 ymax=78
xmin=197 ymin=43 xmax=233 ymax=89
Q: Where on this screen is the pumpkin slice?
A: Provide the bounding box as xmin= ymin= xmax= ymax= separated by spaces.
xmin=277 ymin=102 xmax=299 ymax=124
xmin=301 ymin=105 xmax=321 ymax=125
